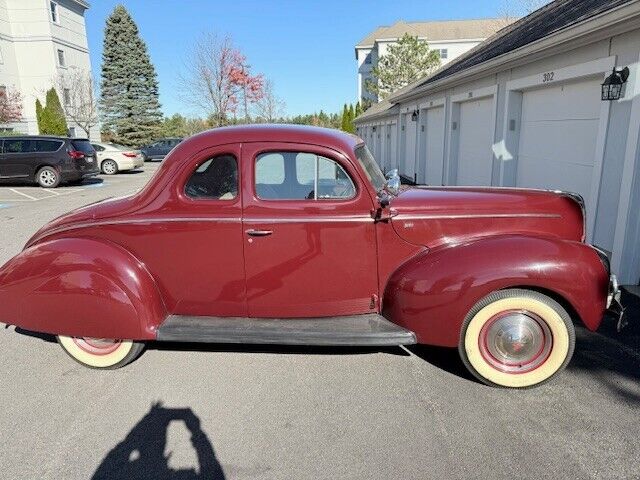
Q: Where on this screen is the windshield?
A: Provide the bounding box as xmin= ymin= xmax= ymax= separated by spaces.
xmin=354 ymin=144 xmax=386 ymax=192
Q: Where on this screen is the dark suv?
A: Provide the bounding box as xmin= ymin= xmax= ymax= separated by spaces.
xmin=0 ymin=136 xmax=99 ymax=188
xmin=139 ymin=138 xmax=182 ymax=162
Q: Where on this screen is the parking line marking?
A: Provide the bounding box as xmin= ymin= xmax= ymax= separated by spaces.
xmin=9 ymin=189 xmax=37 ymax=200
xmin=45 ymin=189 xmax=61 ymax=196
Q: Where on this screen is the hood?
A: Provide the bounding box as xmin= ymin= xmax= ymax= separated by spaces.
xmin=390 ymin=186 xmax=585 ymax=248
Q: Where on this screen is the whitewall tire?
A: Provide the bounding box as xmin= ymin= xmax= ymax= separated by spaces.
xmin=57 ymin=336 xmax=144 ymax=369
xmin=459 ymin=289 xmax=575 ymax=388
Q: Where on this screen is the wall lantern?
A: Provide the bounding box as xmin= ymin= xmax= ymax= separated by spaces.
xmin=411 ymin=109 xmax=419 ymax=121
xmin=601 ymin=67 xmax=630 ymax=101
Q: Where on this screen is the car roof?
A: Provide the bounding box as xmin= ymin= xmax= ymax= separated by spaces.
xmin=180 ymin=124 xmax=361 ymax=154
xmin=0 ymin=135 xmax=70 ymax=140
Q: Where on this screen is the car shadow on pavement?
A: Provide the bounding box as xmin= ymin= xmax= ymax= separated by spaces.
xmin=92 ymin=402 xmax=225 ymax=480
xmin=568 ymin=289 xmax=640 ymax=403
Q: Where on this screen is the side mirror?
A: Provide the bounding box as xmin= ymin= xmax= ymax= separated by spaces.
xmin=384 ymin=169 xmax=401 ymax=196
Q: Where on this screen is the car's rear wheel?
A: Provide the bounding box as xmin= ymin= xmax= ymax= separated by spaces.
xmin=459 ymin=289 xmax=575 ymax=388
xmin=101 ymin=159 xmax=118 ymax=175
xmin=57 ymin=336 xmax=144 ymax=369
xmin=36 ymin=166 xmax=60 ymax=188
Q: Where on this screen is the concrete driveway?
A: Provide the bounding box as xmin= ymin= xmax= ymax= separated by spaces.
xmin=0 ymin=165 xmax=638 ymax=479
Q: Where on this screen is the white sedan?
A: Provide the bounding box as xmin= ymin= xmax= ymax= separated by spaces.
xmin=91 ymin=142 xmax=144 ymax=175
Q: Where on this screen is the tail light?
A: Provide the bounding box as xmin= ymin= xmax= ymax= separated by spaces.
xmin=67 ymin=150 xmax=84 ymax=160
xmin=122 ymin=152 xmax=138 ymax=158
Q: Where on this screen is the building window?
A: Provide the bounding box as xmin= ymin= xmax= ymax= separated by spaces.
xmin=438 ymin=49 xmax=448 ymax=60
xmin=63 ymin=88 xmax=71 ymax=106
xmin=50 ymin=1 xmax=59 ymax=23
xmin=57 ymin=49 xmax=66 ymax=67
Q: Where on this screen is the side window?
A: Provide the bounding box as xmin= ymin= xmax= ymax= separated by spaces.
xmin=255 ymin=151 xmax=355 ymax=201
xmin=92 ymin=144 xmax=105 ymax=152
xmin=35 ymin=140 xmax=63 ymax=152
xmin=5 ymin=139 xmax=34 ymax=153
xmin=185 ymin=154 xmax=238 ymax=200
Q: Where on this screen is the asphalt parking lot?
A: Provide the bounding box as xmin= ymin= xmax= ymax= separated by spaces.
xmin=0 ymin=164 xmax=639 ymax=479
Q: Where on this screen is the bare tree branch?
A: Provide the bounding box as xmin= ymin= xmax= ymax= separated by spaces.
xmin=56 ymin=68 xmax=99 ymax=137
xmin=179 ymin=33 xmax=246 ymax=127
xmin=255 ymin=80 xmax=285 ymax=123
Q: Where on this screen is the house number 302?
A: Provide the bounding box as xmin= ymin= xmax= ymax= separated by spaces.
xmin=542 ymin=72 xmax=555 ymax=83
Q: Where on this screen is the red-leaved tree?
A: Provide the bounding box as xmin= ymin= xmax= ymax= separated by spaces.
xmin=229 ymin=60 xmax=264 ymax=122
xmin=0 ymin=87 xmax=23 ymax=125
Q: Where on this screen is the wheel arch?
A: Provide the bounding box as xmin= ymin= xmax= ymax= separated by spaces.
xmin=0 ymin=236 xmax=167 ymax=340
xmin=382 ymin=234 xmax=609 ymax=347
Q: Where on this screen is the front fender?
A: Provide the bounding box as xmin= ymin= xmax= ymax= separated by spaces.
xmin=383 ymin=235 xmax=609 ymax=347
xmin=0 ymin=237 xmax=166 ymax=339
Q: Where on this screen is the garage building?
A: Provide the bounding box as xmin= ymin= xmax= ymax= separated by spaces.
xmin=355 ymin=0 xmax=640 ymax=286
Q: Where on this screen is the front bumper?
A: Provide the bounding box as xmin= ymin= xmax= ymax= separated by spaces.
xmin=607 ymin=274 xmax=626 ymax=331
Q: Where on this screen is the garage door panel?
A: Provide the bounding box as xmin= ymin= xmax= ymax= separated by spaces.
xmin=457 ymin=98 xmax=493 ymax=186
xmin=521 ymin=79 xmax=602 ymax=121
xmin=516 ymin=77 xmax=602 ymax=215
xmin=518 ymin=119 xmax=599 ymax=166
xmin=517 ymin=155 xmax=593 ymax=200
xmin=403 ymin=115 xmax=417 ymax=178
xmin=425 ymin=107 xmax=445 ymax=185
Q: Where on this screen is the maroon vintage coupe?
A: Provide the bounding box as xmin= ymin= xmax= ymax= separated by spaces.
xmin=0 ymin=125 xmax=622 ymax=387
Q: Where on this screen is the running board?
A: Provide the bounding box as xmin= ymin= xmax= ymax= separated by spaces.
xmin=156 ymin=314 xmax=417 ymax=346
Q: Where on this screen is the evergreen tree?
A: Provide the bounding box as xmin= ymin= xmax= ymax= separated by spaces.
xmin=347 ymin=104 xmax=355 ymax=133
xmin=38 ymin=88 xmax=68 ymax=135
xmin=100 ymin=5 xmax=162 ymax=146
xmin=365 ymin=33 xmax=440 ymax=100
xmin=340 ymin=104 xmax=349 ymax=132
xmin=355 ymin=101 xmax=362 ymax=118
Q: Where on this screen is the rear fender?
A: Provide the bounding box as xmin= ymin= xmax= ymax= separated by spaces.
xmin=383 ymin=235 xmax=608 ymax=347
xmin=0 ymin=238 xmax=166 ymax=339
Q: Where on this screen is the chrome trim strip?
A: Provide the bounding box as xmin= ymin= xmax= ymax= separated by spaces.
xmin=243 ymin=216 xmax=373 ymax=223
xmin=33 ymin=215 xmax=375 ymax=242
xmin=37 ymin=217 xmax=242 ymax=240
xmin=395 ymin=213 xmax=561 ymax=220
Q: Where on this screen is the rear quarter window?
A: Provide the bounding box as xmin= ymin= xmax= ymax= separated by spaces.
xmin=71 ymin=140 xmax=96 ymax=155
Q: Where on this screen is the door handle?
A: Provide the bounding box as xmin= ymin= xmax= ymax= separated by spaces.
xmin=246 ymin=229 xmax=273 ymax=237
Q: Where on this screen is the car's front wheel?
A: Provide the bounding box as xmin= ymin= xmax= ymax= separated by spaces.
xmin=101 ymin=159 xmax=118 ymax=175
xmin=459 ymin=289 xmax=575 ymax=388
xmin=57 ymin=336 xmax=144 ymax=369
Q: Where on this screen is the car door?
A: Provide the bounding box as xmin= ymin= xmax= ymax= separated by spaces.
xmin=1 ymin=138 xmax=34 ymax=179
xmin=160 ymin=144 xmax=246 ymax=316
xmin=241 ymin=142 xmax=379 ymax=318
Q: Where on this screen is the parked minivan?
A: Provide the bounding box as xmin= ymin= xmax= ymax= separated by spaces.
xmin=139 ymin=138 xmax=182 ymax=161
xmin=0 ymin=136 xmax=99 ymax=188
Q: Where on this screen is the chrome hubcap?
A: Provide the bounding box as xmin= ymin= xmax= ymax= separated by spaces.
xmin=479 ymin=310 xmax=552 ymax=373
xmin=103 ymin=161 xmax=116 ymax=174
xmin=40 ymin=170 xmax=56 ymax=186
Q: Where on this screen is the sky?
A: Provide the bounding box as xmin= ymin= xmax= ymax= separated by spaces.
xmin=85 ymin=0 xmax=514 ymax=118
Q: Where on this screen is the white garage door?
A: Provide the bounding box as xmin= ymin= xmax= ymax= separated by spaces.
xmin=402 ymin=113 xmax=417 ymax=180
xmin=517 ymin=78 xmax=601 ymax=213
xmin=425 ymin=107 xmax=445 ymax=186
xmin=457 ymin=97 xmax=494 ymax=185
